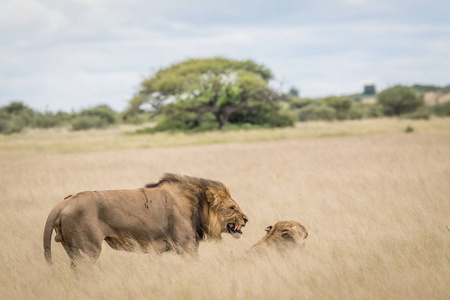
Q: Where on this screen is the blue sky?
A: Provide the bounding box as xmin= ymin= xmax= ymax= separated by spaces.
xmin=1 ymin=0 xmax=449 ymax=112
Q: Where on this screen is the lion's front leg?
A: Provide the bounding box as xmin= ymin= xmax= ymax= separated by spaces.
xmin=173 ymin=239 xmax=199 ymax=258
xmin=170 ymin=218 xmax=199 ymax=257
xmin=143 ymin=239 xmax=173 ymax=254
xmin=180 ymin=239 xmax=199 ymax=257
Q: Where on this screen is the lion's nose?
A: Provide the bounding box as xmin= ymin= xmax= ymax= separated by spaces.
xmin=243 ymin=217 xmax=249 ymax=224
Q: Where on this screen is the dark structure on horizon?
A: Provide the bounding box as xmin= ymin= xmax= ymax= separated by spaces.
xmin=363 ymin=84 xmax=376 ymax=95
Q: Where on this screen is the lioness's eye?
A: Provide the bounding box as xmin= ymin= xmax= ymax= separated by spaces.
xmin=230 ymin=206 xmax=236 ymax=210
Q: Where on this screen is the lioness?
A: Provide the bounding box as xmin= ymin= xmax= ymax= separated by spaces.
xmin=43 ymin=174 xmax=248 ymax=266
xmin=249 ymin=220 xmax=308 ymax=254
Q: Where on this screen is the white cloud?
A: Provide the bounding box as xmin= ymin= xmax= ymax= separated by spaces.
xmin=0 ymin=0 xmax=68 ymax=44
xmin=0 ymin=0 xmax=449 ymax=111
xmin=341 ymin=0 xmax=366 ymax=5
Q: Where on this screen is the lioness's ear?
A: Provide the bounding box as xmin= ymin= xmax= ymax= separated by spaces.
xmin=265 ymin=226 xmax=273 ymax=234
xmin=205 ymin=190 xmax=216 ymax=203
xmin=301 ymin=226 xmax=308 ymax=239
xmin=303 ymin=230 xmax=308 ymax=239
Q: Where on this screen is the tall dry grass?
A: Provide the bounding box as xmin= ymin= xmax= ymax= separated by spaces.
xmin=1 ymin=123 xmax=449 ymax=299
xmin=1 ymin=118 xmax=449 ymax=153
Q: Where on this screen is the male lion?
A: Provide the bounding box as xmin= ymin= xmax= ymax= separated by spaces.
xmin=248 ymin=220 xmax=308 ymax=255
xmin=43 ymin=174 xmax=248 ymax=266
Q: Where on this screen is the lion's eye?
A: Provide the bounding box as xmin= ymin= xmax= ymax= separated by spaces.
xmin=230 ymin=206 xmax=236 ymax=210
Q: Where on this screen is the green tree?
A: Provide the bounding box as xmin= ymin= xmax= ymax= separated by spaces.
xmin=377 ymin=86 xmax=423 ymax=116
xmin=129 ymin=57 xmax=291 ymax=130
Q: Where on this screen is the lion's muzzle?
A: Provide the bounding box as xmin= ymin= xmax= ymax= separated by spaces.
xmin=227 ymin=216 xmax=248 ymax=238
xmin=227 ymin=223 xmax=242 ymax=234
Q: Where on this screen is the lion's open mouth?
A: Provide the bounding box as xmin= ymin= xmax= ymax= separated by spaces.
xmin=227 ymin=223 xmax=243 ymax=236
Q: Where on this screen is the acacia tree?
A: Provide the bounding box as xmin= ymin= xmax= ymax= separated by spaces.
xmin=128 ymin=57 xmax=291 ymax=130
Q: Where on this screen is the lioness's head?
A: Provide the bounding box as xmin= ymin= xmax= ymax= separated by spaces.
xmin=264 ymin=220 xmax=308 ymax=246
xmin=205 ymin=190 xmax=248 ymax=239
xmin=250 ymin=220 xmax=308 ymax=254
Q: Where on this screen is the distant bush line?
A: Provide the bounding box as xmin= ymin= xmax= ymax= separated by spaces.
xmin=0 ymin=103 xmax=148 ymax=135
xmin=1 ymin=84 xmax=450 ymax=135
xmin=290 ymin=85 xmax=450 ymax=123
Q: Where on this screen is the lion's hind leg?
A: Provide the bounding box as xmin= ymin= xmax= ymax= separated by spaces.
xmin=64 ymin=235 xmax=103 ymax=267
xmin=60 ymin=217 xmax=103 ymax=267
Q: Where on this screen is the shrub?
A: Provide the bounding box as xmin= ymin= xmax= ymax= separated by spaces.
xmin=0 ymin=102 xmax=36 ymax=134
xmin=34 ymin=113 xmax=59 ymax=128
xmin=297 ymin=103 xmax=336 ymax=121
xmin=71 ymin=115 xmax=109 ymax=131
xmin=0 ymin=102 xmax=78 ymax=133
xmin=79 ymin=105 xmax=118 ymax=125
xmin=0 ymin=114 xmax=26 ymax=134
xmin=411 ymin=84 xmax=441 ymax=93
xmin=34 ymin=111 xmax=73 ymax=128
xmin=1 ymin=101 xmax=36 ymax=124
xmin=402 ymin=107 xmax=431 ymax=120
xmin=322 ymin=96 xmax=353 ymax=120
xmin=367 ymin=104 xmax=384 ymax=118
xmin=293 ymin=96 xmax=359 ymax=121
xmin=147 ymin=103 xmax=219 ymax=132
xmin=441 ymin=85 xmax=450 ymax=94
xmin=289 ymin=98 xmax=314 ymax=109
xmin=347 ymin=104 xmax=365 ymax=120
xmin=377 ymin=86 xmax=423 ymax=116
xmin=71 ymin=105 xmax=118 ymax=131
xmin=229 ymin=104 xmax=294 ymax=128
xmin=121 ymin=112 xmax=151 ymax=125
xmin=348 ymin=102 xmax=384 ymax=119
xmin=433 ymin=102 xmax=450 ymax=117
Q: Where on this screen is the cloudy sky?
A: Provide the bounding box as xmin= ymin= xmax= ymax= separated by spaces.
xmin=1 ymin=0 xmax=449 ymax=112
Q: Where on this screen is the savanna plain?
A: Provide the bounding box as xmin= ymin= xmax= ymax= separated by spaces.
xmin=1 ymin=118 xmax=450 ymax=300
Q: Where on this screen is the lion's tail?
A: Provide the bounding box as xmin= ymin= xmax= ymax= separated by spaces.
xmin=43 ymin=204 xmax=63 ymax=265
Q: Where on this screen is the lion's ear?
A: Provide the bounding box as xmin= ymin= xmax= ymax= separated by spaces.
xmin=265 ymin=226 xmax=273 ymax=234
xmin=205 ymin=190 xmax=216 ymax=204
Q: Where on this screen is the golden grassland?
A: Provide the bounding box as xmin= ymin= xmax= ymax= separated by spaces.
xmin=0 ymin=118 xmax=450 ymax=153
xmin=1 ymin=119 xmax=450 ymax=299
